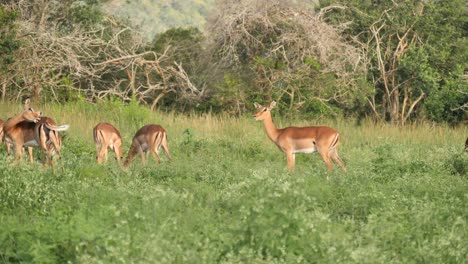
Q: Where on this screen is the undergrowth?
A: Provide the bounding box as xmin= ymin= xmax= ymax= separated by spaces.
xmin=0 ymin=101 xmax=467 ymax=263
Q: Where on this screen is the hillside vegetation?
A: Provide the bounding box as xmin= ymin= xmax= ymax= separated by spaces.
xmin=103 ymin=0 xmax=215 ymax=39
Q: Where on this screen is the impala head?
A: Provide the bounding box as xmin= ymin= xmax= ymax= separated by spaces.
xmin=22 ymin=99 xmax=42 ymax=123
xmin=253 ymin=101 xmax=277 ymax=121
xmin=114 ymin=144 xmax=124 ymax=163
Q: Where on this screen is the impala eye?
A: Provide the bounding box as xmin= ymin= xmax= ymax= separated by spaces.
xmin=263 ymin=108 xmax=267 ymax=112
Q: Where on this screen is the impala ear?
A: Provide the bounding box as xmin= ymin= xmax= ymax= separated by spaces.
xmin=24 ymin=98 xmax=31 ymax=109
xmin=254 ymin=102 xmax=262 ymax=109
xmin=269 ymin=101 xmax=277 ymax=109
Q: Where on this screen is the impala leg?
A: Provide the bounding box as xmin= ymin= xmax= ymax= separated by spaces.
xmin=6 ymin=141 xmax=11 ymax=155
xmin=104 ymin=148 xmax=109 ymax=163
xmin=95 ymin=143 xmax=100 ymax=163
xmin=97 ymin=144 xmax=108 ymax=164
xmin=114 ymin=143 xmax=123 ymax=165
xmin=28 ymin=147 xmax=34 ymax=164
xmin=43 ymin=156 xmax=51 ymax=168
xmin=138 ymin=147 xmax=146 ymax=165
xmin=14 ymin=145 xmax=22 ymax=162
xmin=286 ymin=152 xmax=295 ymax=172
xmin=150 ymin=148 xmax=161 ymax=164
xmin=319 ymin=149 xmax=334 ymax=172
xmin=50 ymin=157 xmax=55 ymax=174
xmin=161 ymin=138 xmax=171 ymax=161
xmin=330 ymin=149 xmax=347 ymax=173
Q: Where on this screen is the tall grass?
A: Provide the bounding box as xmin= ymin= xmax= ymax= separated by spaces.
xmin=0 ymin=101 xmax=467 ymax=263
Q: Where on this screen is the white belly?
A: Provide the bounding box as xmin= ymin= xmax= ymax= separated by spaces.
xmin=293 ymin=147 xmax=317 ymax=154
xmin=140 ymin=142 xmax=149 ymax=152
xmin=24 ymin=140 xmax=39 ymax=147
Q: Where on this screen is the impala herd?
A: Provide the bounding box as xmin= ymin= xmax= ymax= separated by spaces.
xmin=0 ymin=99 xmax=351 ymax=174
xmin=2 ymin=99 xmax=466 ymax=174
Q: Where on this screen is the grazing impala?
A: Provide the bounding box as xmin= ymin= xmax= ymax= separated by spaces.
xmin=93 ymin=122 xmax=123 ymax=164
xmin=254 ymin=101 xmax=346 ymax=173
xmin=3 ymin=99 xmax=42 ymax=161
xmin=124 ymin=124 xmax=171 ymax=167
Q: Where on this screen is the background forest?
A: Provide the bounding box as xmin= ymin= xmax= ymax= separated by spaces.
xmin=0 ymin=0 xmax=466 ymax=124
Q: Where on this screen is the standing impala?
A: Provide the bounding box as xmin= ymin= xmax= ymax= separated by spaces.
xmin=4 ymin=100 xmax=69 ymax=169
xmin=254 ymin=101 xmax=346 ymax=173
xmin=26 ymin=116 xmax=69 ymax=168
xmin=3 ymin=99 xmax=42 ymax=161
xmin=93 ymin=122 xmax=123 ymax=164
xmin=124 ymin=124 xmax=171 ymax=167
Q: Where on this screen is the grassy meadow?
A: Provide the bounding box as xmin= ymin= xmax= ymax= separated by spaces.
xmin=0 ymin=100 xmax=467 ymax=263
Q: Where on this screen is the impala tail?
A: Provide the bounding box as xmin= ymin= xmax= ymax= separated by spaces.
xmin=37 ymin=122 xmax=65 ymax=156
xmin=45 ymin=123 xmax=70 ymax=132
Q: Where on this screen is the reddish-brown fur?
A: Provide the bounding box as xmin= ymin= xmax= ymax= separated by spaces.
xmin=254 ymin=101 xmax=346 ymax=173
xmin=124 ymin=124 xmax=171 ymax=167
xmin=4 ymin=100 xmax=69 ymax=170
xmin=93 ymin=122 xmax=123 ymax=164
xmin=0 ymin=119 xmax=4 ymax=147
xmin=3 ymin=99 xmax=42 ymax=162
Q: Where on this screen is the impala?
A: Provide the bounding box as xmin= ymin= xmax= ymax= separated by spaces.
xmin=4 ymin=100 xmax=69 ymax=169
xmin=0 ymin=119 xmax=7 ymax=153
xmin=465 ymin=137 xmax=468 ymax=153
xmin=26 ymin=116 xmax=69 ymax=168
xmin=93 ymin=122 xmax=123 ymax=164
xmin=3 ymin=99 xmax=42 ymax=161
xmin=1 ymin=118 xmax=18 ymax=155
xmin=0 ymin=119 xmax=3 ymax=142
xmin=254 ymin=101 xmax=346 ymax=173
xmin=124 ymin=124 xmax=171 ymax=167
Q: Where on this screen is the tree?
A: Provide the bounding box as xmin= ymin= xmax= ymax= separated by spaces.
xmin=150 ymin=27 xmax=208 ymax=111
xmin=320 ymin=0 xmax=467 ymax=125
xmin=206 ymin=0 xmax=365 ymax=116
xmin=0 ymin=0 xmax=203 ymax=110
xmin=0 ymin=5 xmax=19 ymax=101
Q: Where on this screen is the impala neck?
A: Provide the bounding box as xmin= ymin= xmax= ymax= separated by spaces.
xmin=4 ymin=114 xmax=27 ymax=131
xmin=262 ymin=112 xmax=280 ymax=142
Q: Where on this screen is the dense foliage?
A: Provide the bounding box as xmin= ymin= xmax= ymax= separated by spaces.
xmin=319 ymin=0 xmax=467 ymax=124
xmin=0 ymin=0 xmax=466 ymax=124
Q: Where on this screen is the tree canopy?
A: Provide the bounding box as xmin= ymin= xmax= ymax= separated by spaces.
xmin=0 ymin=0 xmax=466 ymax=125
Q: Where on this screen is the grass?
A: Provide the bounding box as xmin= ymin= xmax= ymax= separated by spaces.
xmin=0 ymin=101 xmax=467 ymax=263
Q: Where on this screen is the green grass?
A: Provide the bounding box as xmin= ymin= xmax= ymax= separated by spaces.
xmin=0 ymin=101 xmax=467 ymax=263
